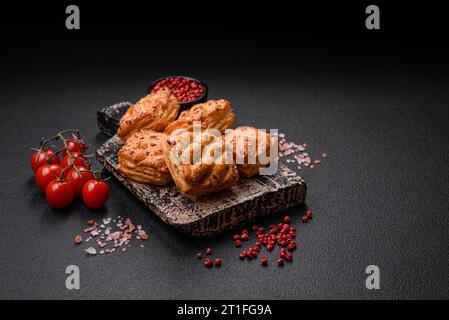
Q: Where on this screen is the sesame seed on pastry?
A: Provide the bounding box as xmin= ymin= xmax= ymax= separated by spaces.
xmin=117 ymin=87 xmax=179 ymax=141
xmin=118 ymin=129 xmax=172 ymax=185
xmin=163 ymin=130 xmax=239 ymax=196
xmin=227 ymin=126 xmax=278 ymax=177
xmin=164 ymin=99 xmax=235 ymax=135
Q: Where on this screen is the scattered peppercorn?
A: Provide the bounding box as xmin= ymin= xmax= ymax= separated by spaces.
xmin=141 ymin=233 xmax=149 ymax=241
xmin=204 ymin=258 xmax=213 ymax=268
xmin=233 ymin=211 xmax=314 ymax=266
xmin=306 ymin=210 xmax=313 ymax=219
xmin=74 ymin=235 xmax=82 ymax=245
xmin=196 ymin=211 xmax=315 ymax=269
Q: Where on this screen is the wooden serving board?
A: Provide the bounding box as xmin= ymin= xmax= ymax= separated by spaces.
xmin=97 ymin=101 xmax=132 ymax=137
xmin=96 ymin=102 xmax=307 ymax=237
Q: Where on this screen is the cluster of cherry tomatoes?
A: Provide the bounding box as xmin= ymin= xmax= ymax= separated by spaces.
xmin=30 ymin=129 xmax=110 ymax=209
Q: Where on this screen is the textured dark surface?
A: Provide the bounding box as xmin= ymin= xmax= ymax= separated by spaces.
xmin=96 ymin=135 xmax=306 ymax=236
xmin=1 ymin=29 xmax=449 ymax=300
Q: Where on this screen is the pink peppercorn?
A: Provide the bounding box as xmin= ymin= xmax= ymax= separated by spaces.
xmin=204 ymin=258 xmax=213 ymax=268
xmin=151 ymin=77 xmax=205 ymax=103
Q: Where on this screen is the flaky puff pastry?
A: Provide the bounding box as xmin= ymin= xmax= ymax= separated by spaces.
xmin=118 ymin=129 xmax=172 ymax=185
xmin=227 ymin=126 xmax=277 ymax=177
xmin=164 ymin=99 xmax=235 ymax=135
xmin=163 ymin=130 xmax=239 ymax=196
xmin=117 ymin=87 xmax=179 ymax=141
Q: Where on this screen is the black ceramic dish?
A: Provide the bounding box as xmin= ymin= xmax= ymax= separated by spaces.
xmin=147 ymin=75 xmax=208 ymax=111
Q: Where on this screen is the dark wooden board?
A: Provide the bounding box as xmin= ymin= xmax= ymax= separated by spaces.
xmin=97 ymin=101 xmax=132 ymax=136
xmin=96 ymin=135 xmax=307 ymax=237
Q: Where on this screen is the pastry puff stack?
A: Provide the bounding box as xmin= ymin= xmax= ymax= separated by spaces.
xmin=116 ymin=91 xmax=277 ymax=195
xmin=117 ymin=87 xmax=179 ymax=141
xmin=227 ymin=126 xmax=278 ymax=178
xmin=117 ymin=129 xmax=171 ymax=185
xmin=163 ymin=130 xmax=239 ymax=195
xmin=164 ymin=99 xmax=235 ymax=135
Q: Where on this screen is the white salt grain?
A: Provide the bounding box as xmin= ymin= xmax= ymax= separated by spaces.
xmin=85 ymin=247 xmax=97 ymax=255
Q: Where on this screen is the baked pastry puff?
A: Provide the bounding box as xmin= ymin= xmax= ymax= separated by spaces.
xmin=163 ymin=130 xmax=239 ymax=196
xmin=118 ymin=129 xmax=172 ymax=185
xmin=227 ymin=126 xmax=278 ymax=177
xmin=164 ymin=99 xmax=235 ymax=135
xmin=117 ymin=87 xmax=179 ymax=141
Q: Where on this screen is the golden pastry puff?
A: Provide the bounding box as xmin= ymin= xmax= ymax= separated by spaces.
xmin=117 ymin=87 xmax=179 ymax=141
xmin=118 ymin=129 xmax=172 ymax=185
xmin=227 ymin=126 xmax=277 ymax=177
xmin=163 ymin=130 xmax=239 ymax=195
xmin=164 ymin=99 xmax=235 ymax=135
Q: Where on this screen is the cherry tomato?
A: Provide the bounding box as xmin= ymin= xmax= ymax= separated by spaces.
xmin=45 ymin=180 xmax=74 ymax=209
xmin=30 ymin=148 xmax=59 ymax=172
xmin=66 ymin=166 xmax=94 ymax=196
xmin=61 ymin=139 xmax=87 ymax=157
xmin=82 ymin=179 xmax=110 ymax=209
xmin=61 ymin=152 xmax=89 ymax=170
xmin=35 ymin=164 xmax=63 ymax=192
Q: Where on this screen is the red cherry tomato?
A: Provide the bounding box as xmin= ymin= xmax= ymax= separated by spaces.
xmin=35 ymin=164 xmax=63 ymax=192
xmin=45 ymin=180 xmax=74 ymax=209
xmin=82 ymin=179 xmax=110 ymax=209
xmin=66 ymin=166 xmax=94 ymax=196
xmin=61 ymin=139 xmax=87 ymax=157
xmin=30 ymin=148 xmax=59 ymax=172
xmin=61 ymin=152 xmax=89 ymax=170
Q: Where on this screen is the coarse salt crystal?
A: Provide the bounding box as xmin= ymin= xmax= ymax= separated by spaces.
xmin=84 ymin=247 xmax=97 ymax=255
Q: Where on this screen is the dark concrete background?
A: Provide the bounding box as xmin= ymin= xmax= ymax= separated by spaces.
xmin=1 ymin=2 xmax=449 ymax=299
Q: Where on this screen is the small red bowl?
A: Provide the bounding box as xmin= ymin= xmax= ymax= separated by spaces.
xmin=147 ymin=75 xmax=208 ymax=111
